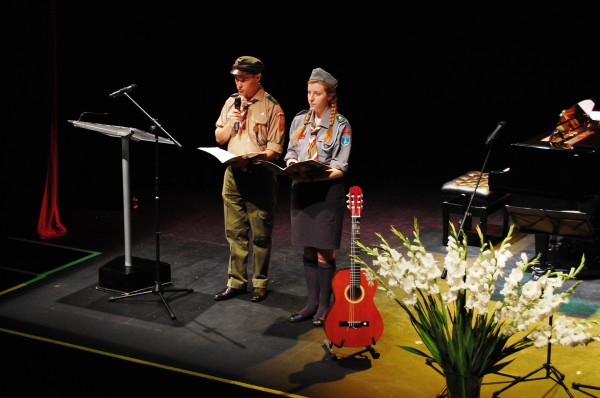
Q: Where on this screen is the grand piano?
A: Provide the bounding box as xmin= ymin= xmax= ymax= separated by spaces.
xmin=489 ymin=99 xmax=600 ymax=273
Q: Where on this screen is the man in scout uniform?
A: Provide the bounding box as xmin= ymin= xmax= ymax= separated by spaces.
xmin=213 ymin=56 xmax=285 ymax=303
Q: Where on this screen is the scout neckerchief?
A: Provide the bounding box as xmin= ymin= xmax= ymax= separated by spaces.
xmin=307 ymin=123 xmax=319 ymax=160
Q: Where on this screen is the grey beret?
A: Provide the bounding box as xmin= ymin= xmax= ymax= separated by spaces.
xmin=309 ymin=68 xmax=338 ymax=88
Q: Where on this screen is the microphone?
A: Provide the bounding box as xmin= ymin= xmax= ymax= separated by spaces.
xmin=233 ymin=96 xmax=242 ymax=133
xmin=109 ymin=84 xmax=137 ymax=98
xmin=484 ymin=120 xmax=507 ymax=147
xmin=78 ymin=111 xmax=108 ymax=120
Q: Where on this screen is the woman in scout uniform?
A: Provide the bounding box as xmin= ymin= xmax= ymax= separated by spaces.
xmin=284 ymin=67 xmax=352 ymax=326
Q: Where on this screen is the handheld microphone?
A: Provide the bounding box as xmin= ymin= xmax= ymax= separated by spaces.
xmin=109 ymin=84 xmax=138 ymax=98
xmin=234 ymin=96 xmax=242 ymax=133
xmin=484 ymin=120 xmax=507 ymax=147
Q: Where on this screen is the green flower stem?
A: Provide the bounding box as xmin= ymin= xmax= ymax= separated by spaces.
xmin=444 ymin=371 xmax=483 ymax=398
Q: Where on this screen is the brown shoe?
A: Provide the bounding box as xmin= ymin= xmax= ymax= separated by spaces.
xmin=250 ymin=287 xmax=267 ymax=302
xmin=213 ymin=287 xmax=245 ymax=301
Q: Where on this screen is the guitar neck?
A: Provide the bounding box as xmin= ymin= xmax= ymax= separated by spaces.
xmin=350 ymin=215 xmax=361 ymax=288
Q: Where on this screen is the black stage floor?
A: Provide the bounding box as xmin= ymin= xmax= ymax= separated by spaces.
xmin=3 ymin=184 xmax=600 ymax=397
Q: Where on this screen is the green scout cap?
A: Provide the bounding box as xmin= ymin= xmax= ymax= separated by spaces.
xmin=230 ymin=56 xmax=264 ymax=75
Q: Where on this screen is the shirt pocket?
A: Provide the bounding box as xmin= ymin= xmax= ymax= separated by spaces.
xmin=320 ymin=134 xmax=336 ymax=157
xmin=251 ymin=114 xmax=269 ymax=146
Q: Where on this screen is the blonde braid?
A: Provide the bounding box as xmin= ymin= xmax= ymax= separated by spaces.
xmin=325 ymin=100 xmax=337 ymax=144
xmin=291 ymin=109 xmax=312 ymax=144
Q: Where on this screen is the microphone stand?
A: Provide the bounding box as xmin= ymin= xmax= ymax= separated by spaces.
xmin=108 ymin=91 xmax=193 ymax=320
xmin=441 ymin=122 xmax=504 ymax=279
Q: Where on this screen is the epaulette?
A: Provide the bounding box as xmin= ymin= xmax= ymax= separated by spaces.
xmin=230 ymin=93 xmax=240 ymax=98
xmin=336 ymin=114 xmax=347 ymax=123
xmin=266 ymin=95 xmax=279 ymax=105
xmin=296 ymin=110 xmax=309 ymax=117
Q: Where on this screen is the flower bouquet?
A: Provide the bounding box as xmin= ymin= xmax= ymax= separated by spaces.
xmin=355 ymin=219 xmax=599 ymax=398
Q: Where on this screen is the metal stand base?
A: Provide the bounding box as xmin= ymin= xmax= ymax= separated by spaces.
xmin=108 ymin=281 xmax=193 ymax=320
xmin=492 ymin=317 xmax=572 ymax=397
xmin=572 ymin=382 xmax=600 ymax=397
xmin=322 ymin=339 xmax=380 ymax=360
xmin=492 ymin=362 xmax=572 ymax=397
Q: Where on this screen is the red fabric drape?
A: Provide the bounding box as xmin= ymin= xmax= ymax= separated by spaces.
xmin=37 ymin=0 xmax=66 ymax=239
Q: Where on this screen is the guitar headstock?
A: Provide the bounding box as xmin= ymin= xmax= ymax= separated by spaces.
xmin=347 ymin=186 xmax=363 ymax=217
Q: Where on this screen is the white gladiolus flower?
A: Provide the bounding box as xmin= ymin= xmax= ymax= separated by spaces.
xmin=355 ymin=220 xmax=600 ymax=382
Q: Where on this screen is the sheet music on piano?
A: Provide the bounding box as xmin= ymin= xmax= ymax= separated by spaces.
xmin=579 ymin=99 xmax=600 ymax=121
xmin=545 ymin=99 xmax=600 ymax=148
xmin=68 ymin=120 xmax=174 ymax=144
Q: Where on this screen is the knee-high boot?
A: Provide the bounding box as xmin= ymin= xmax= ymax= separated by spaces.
xmin=315 ymin=260 xmax=336 ymax=321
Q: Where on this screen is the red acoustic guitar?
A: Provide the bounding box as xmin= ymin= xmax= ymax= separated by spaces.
xmin=324 ymin=186 xmax=384 ymax=349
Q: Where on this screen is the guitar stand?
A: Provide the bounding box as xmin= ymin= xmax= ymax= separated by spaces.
xmin=572 ymin=382 xmax=600 ymax=397
xmin=322 ymin=339 xmax=380 ymax=361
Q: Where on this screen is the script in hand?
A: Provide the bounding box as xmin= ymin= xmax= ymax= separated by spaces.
xmin=197 ymin=147 xmax=262 ymax=164
xmin=258 ymin=159 xmax=328 ymax=177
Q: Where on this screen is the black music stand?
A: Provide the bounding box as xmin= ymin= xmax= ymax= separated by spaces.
xmin=506 ymin=206 xmax=596 ymax=278
xmin=491 ymin=206 xmax=596 ymax=398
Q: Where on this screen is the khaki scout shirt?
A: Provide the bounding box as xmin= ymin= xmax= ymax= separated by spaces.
xmin=216 ymin=87 xmax=285 ymax=156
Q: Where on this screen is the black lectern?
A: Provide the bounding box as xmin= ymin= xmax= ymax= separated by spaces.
xmin=68 ymin=120 xmax=173 ymax=293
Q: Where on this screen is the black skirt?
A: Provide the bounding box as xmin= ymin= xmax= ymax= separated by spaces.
xmin=290 ymin=178 xmax=345 ymax=250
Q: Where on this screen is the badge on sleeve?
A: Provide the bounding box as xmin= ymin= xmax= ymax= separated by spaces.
xmin=277 ymin=111 xmax=285 ymax=132
xmin=341 ymin=131 xmax=351 ymax=146
xmin=341 ymin=126 xmax=351 ymax=146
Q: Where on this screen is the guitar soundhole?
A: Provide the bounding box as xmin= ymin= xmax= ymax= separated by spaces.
xmin=345 ymin=286 xmax=364 ymax=303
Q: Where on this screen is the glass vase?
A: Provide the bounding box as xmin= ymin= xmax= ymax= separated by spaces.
xmin=444 ymin=371 xmax=483 ymax=398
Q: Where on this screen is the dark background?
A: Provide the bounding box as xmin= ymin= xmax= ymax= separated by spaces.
xmin=8 ymin=1 xmax=599 ymax=236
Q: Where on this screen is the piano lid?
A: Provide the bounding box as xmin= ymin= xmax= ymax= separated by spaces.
xmin=545 ymin=99 xmax=600 ymax=149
